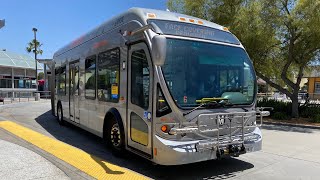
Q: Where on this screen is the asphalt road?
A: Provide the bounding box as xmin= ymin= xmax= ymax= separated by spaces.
xmin=1 ymin=101 xmax=320 ymax=180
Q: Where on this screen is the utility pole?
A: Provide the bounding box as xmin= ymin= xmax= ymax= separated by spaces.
xmin=32 ymin=28 xmax=38 ymax=91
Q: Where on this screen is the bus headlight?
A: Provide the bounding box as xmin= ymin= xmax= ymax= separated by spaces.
xmin=169 ymin=127 xmax=199 ymax=135
xmin=244 ymin=134 xmax=261 ymax=142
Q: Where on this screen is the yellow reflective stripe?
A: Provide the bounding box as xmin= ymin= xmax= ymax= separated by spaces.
xmin=0 ymin=121 xmax=148 ymax=180
xmin=131 ymin=128 xmax=148 ymax=146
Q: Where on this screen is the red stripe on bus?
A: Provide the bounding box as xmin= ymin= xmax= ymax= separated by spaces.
xmin=93 ymin=40 xmax=108 ymax=49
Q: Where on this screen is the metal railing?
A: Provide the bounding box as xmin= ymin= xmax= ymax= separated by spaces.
xmin=303 ymin=93 xmax=320 ymax=101
xmin=257 ymin=92 xmax=290 ymax=102
xmin=0 ymin=90 xmax=51 ymax=105
xmin=257 ymin=92 xmax=320 ymax=104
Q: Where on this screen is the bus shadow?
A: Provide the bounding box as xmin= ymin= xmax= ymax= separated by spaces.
xmin=91 ymin=155 xmax=124 ymax=175
xmin=35 ymin=110 xmax=254 ymax=179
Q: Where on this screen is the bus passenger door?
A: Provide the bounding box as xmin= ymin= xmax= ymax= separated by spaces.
xmin=69 ymin=61 xmax=80 ymax=123
xmin=127 ymin=42 xmax=153 ymax=156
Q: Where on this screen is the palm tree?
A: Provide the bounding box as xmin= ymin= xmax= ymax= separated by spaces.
xmin=26 ymin=39 xmax=43 ymax=55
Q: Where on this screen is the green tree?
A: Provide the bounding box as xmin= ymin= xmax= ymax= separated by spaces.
xmin=26 ymin=39 xmax=43 ymax=56
xmin=168 ymin=0 xmax=320 ymax=117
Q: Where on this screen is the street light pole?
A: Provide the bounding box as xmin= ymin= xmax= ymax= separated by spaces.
xmin=32 ymin=28 xmax=38 ymax=91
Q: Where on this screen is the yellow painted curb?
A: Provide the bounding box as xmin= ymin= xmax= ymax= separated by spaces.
xmin=0 ymin=121 xmax=148 ymax=180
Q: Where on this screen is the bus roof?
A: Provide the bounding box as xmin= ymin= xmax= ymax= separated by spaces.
xmin=54 ymin=7 xmax=226 ymax=57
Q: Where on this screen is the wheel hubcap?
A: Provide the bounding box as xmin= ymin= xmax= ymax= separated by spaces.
xmin=110 ymin=124 xmax=121 ymax=147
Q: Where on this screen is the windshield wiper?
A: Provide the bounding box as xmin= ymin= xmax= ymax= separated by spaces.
xmin=183 ymin=98 xmax=231 ymax=116
xmin=219 ymin=99 xmax=234 ymax=107
xmin=183 ymin=101 xmax=217 ymax=116
xmin=195 ymin=97 xmax=229 ymax=104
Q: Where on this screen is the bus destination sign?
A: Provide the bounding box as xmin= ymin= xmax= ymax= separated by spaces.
xmin=148 ymin=19 xmax=240 ymax=45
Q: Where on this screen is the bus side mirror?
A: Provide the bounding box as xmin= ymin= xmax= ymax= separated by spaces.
xmin=152 ymin=35 xmax=166 ymax=66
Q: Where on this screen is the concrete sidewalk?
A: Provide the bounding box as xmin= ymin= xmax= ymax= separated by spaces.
xmin=0 ymin=102 xmax=148 ymax=180
xmin=0 ymin=139 xmax=69 ymax=180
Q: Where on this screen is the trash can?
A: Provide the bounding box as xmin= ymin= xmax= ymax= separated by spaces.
xmin=35 ymin=93 xmax=40 ymax=101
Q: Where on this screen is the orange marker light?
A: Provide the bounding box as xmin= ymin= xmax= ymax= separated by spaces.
xmin=147 ymin=13 xmax=156 ymax=18
xmin=179 ymin=17 xmax=186 ymax=21
xmin=198 ymin=20 xmax=203 ymax=25
xmin=154 ymin=148 xmax=157 ymax=156
xmin=125 ymin=31 xmax=132 ymax=36
xmin=189 ymin=19 xmax=195 ymax=23
xmin=223 ymin=27 xmax=229 ymax=31
xmin=161 ymin=125 xmax=168 ymax=132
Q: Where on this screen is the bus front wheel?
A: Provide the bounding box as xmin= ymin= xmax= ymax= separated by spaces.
xmin=107 ymin=116 xmax=125 ymax=155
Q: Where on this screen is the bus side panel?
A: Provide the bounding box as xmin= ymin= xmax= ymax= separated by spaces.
xmin=53 ymin=19 xmax=147 ymax=141
xmin=90 ymin=27 xmax=128 ymax=136
xmin=53 ymin=56 xmax=69 ymax=119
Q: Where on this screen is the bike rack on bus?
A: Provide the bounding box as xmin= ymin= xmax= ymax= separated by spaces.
xmin=169 ymin=110 xmax=270 ymax=154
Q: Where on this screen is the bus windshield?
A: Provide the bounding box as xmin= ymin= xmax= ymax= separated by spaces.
xmin=161 ymin=39 xmax=256 ymax=107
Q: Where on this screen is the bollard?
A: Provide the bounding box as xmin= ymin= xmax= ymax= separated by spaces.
xmin=35 ymin=93 xmax=40 ymax=101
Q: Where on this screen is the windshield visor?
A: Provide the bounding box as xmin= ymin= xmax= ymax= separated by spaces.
xmin=161 ymin=39 xmax=256 ymax=107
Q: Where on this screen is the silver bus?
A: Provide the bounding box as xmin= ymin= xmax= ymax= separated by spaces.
xmin=52 ymin=8 xmax=269 ymax=165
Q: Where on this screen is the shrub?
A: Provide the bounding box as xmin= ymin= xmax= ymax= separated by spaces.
xmin=300 ymin=106 xmax=320 ymax=122
xmin=257 ymin=98 xmax=291 ymax=117
xmin=300 ymin=107 xmax=320 ymax=118
xmin=257 ymin=99 xmax=320 ymax=122
xmin=312 ymin=114 xmax=320 ymax=123
xmin=272 ymin=112 xmax=289 ymax=120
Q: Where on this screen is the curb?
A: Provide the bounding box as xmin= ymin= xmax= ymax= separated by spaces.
xmin=262 ymin=121 xmax=320 ymax=130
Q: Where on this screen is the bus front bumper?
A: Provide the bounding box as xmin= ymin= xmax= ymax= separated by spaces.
xmin=152 ymin=127 xmax=262 ymax=165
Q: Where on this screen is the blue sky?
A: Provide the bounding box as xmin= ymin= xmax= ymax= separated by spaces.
xmin=0 ymin=0 xmax=167 ymax=59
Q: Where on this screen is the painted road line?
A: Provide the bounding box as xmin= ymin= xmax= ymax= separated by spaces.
xmin=0 ymin=121 xmax=148 ymax=180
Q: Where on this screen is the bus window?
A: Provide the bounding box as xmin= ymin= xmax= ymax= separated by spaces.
xmin=130 ymin=112 xmax=148 ymax=146
xmin=97 ymin=48 xmax=120 ymax=102
xmin=55 ymin=68 xmax=59 ymax=94
xmin=156 ymin=84 xmax=172 ymax=117
xmin=57 ymin=66 xmax=66 ymax=95
xmin=85 ymin=56 xmax=96 ymax=99
xmin=131 ymin=49 xmax=150 ymax=110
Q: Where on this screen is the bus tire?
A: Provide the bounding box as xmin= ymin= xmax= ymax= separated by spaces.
xmin=107 ymin=116 xmax=125 ymax=156
xmin=57 ymin=103 xmax=64 ymax=125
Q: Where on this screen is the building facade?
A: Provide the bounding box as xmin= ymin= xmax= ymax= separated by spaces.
xmin=304 ymin=66 xmax=320 ymax=99
xmin=0 ymin=49 xmax=42 ymax=92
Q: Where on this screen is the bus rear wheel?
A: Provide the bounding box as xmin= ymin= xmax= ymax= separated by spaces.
xmin=107 ymin=117 xmax=125 ymax=155
xmin=57 ymin=104 xmax=64 ymax=125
